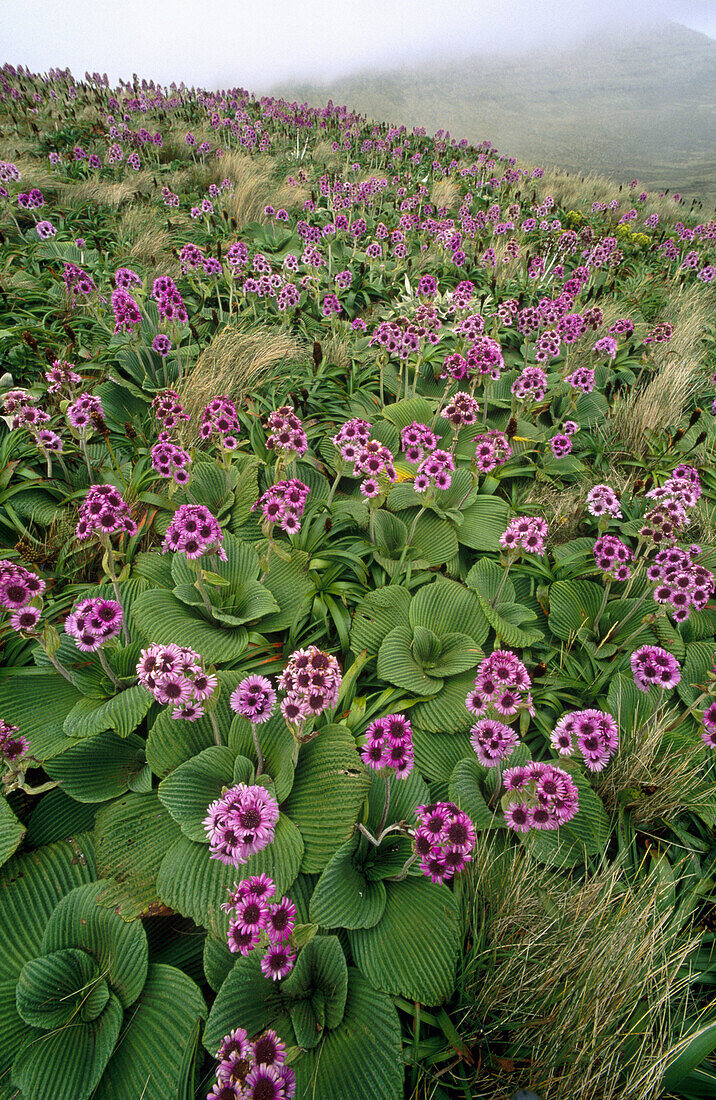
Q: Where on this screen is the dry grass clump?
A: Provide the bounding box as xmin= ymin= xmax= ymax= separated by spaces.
xmin=460 ymin=836 xmax=703 ymax=1100
xmin=56 ymin=174 xmax=150 ymax=211
xmin=430 ymin=177 xmax=461 ymax=212
xmin=607 ymin=283 xmax=715 ymax=456
xmin=178 ymin=321 xmax=308 ymax=431
xmin=596 ymin=701 xmax=716 ymax=829
xmin=114 ymin=205 xmax=181 ymax=271
xmin=209 ymin=154 xmax=276 ymax=228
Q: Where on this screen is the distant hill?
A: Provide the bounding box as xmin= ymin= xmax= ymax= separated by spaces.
xmin=274 ymin=23 xmax=716 ymax=206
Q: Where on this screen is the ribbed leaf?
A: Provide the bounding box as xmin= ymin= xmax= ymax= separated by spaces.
xmin=171 ymin=531 xmax=260 ymax=589
xmin=203 ymin=949 xmax=292 ymax=1051
xmin=377 ymin=624 xmax=444 ymax=695
xmin=97 ymin=964 xmax=207 ymax=1100
xmin=429 ymin=633 xmax=483 ymax=677
xmin=156 ymin=816 xmax=304 ymax=939
xmin=42 ymin=882 xmax=148 ymax=1008
xmin=133 ymin=589 xmax=248 ymax=662
xmin=63 ymin=685 xmax=154 ymax=739
xmin=349 ymin=878 xmax=460 ymax=1003
xmin=0 ymin=669 xmax=81 ymax=761
xmin=606 ymin=673 xmax=655 ymax=734
xmin=548 ymin=579 xmax=604 ymax=642
xmin=457 ymin=496 xmax=510 ymax=551
xmin=11 ymin=990 xmax=123 ymax=1100
xmin=449 ymin=756 xmax=499 ymax=829
xmin=0 ymin=978 xmax=33 ymax=1095
xmin=364 ymin=767 xmax=429 ymax=834
xmin=94 ymin=793 xmax=183 ymax=919
xmin=0 ymin=834 xmax=96 ymax=984
xmin=0 ymin=798 xmax=24 ymax=869
xmin=283 ymin=725 xmax=372 ymax=872
xmin=677 ymin=642 xmax=716 ymax=706
xmin=410 ymin=576 xmax=489 ymax=646
xmin=412 ymin=728 xmax=473 ymax=781
xmin=410 ymin=509 xmax=460 ymax=566
xmin=261 ymin=548 xmax=315 ymax=632
xmin=410 ymin=670 xmax=478 ymax=734
xmin=372 ymin=509 xmax=408 ymax=556
xmin=26 ymin=789 xmax=98 ymax=846
xmin=468 ymin=557 xmax=544 ymax=646
xmin=350 ymin=585 xmax=412 ymax=657
xmin=203 ymin=936 xmax=235 ymax=992
xmin=45 ymin=730 xmax=146 ymax=803
xmin=229 ymin=712 xmax=296 ymax=802
xmin=294 ymin=968 xmax=403 ymax=1100
xmin=158 ymin=746 xmax=236 ymax=842
xmin=146 ymin=671 xmax=242 ymax=777
xmin=381 ymin=396 xmax=434 ymax=430
xmin=282 ymin=935 xmax=348 ymax=1047
xmin=310 ymin=839 xmax=387 ymax=929
xmin=16 ymin=949 xmax=99 ymax=1028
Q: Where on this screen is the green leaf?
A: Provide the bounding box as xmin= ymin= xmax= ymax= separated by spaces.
xmin=45 ymin=730 xmax=146 ymax=803
xmin=663 ymin=1018 xmax=716 ymax=1090
xmin=229 ymin=711 xmax=296 ymax=802
xmin=0 ymin=834 xmax=96 ymax=985
xmin=146 ymin=671 xmax=242 ymax=778
xmin=524 ymin=767 xmax=611 ymax=867
xmin=364 ymin=767 xmax=429 ymax=835
xmin=409 ymin=576 xmax=489 ymax=646
xmin=97 ymin=964 xmax=207 ymax=1100
xmin=261 ymin=548 xmax=315 ymax=632
xmin=156 ymin=816 xmax=303 ymax=939
xmin=282 ymin=935 xmax=348 ymax=1047
xmin=158 ymin=746 xmax=236 ymax=842
xmin=0 ymin=669 xmax=82 ymax=761
xmin=409 ymin=509 xmax=460 ymax=566
xmin=11 ymin=990 xmax=123 ymax=1100
xmin=548 ymin=578 xmax=604 ymax=642
xmin=449 ymin=756 xmax=499 ymax=829
xmin=468 ymin=557 xmax=544 ymax=647
xmin=0 ymin=797 xmax=24 ymax=869
xmin=377 ymin=624 xmax=444 ymax=695
xmin=16 ymin=948 xmax=100 ymax=1028
xmin=456 ymin=495 xmax=510 ymax=551
xmin=0 ymin=978 xmax=33 ymax=1094
xmin=410 ymin=670 xmax=478 ymax=734
xmin=381 ymin=396 xmax=434 ymax=430
xmin=203 ymin=936 xmax=235 ymax=992
xmin=413 ymin=728 xmax=473 ymax=781
xmin=350 ymin=585 xmax=412 ymax=657
xmin=133 ymin=589 xmax=248 ymax=663
xmin=310 ymin=839 xmax=387 ymax=929
xmin=678 ymin=642 xmax=716 ymax=706
xmin=42 ymin=882 xmax=148 ymax=1008
xmin=204 ymin=949 xmax=289 ymax=1050
xmin=294 ymin=968 xmax=403 ymax=1100
xmin=283 ymin=725 xmax=372 ymax=873
xmin=62 ymin=685 xmax=154 ymax=739
xmin=26 ymin=789 xmax=98 ymax=846
xmin=94 ymin=793 xmax=183 ymax=919
xmin=372 ymin=509 xmax=408 ymax=556
xmin=349 ymin=878 xmax=460 ymax=1003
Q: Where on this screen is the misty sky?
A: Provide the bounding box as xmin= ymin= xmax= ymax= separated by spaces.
xmin=4 ymin=0 xmax=715 ymax=91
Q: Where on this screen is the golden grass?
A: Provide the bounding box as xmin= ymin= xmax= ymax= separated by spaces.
xmin=430 ymin=176 xmax=461 ymax=212
xmin=177 ymin=321 xmax=308 ymax=432
xmin=56 ymin=174 xmax=151 ymax=211
xmin=460 ymin=837 xmax=704 ymax=1100
xmin=114 ymin=205 xmax=183 ymax=271
xmin=607 ymin=283 xmax=715 ymax=455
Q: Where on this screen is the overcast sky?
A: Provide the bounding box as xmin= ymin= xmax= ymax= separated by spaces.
xmin=3 ymin=0 xmax=715 ymax=92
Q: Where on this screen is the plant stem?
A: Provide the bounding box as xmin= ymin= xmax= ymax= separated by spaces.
xmin=592 ymin=578 xmax=612 ymax=636
xmin=209 ymin=710 xmax=222 ymax=746
xmin=393 ymin=505 xmax=426 ymax=581
xmin=98 ymin=648 xmax=123 ymax=690
xmin=492 ymin=554 xmax=515 ymax=607
xmin=326 ymin=467 xmax=343 ymax=508
xmin=377 ymin=772 xmax=392 ymax=838
xmin=80 ymin=435 xmax=94 ymax=482
xmin=102 ymin=541 xmax=131 ymax=644
xmin=194 ymin=568 xmax=216 ymax=620
xmin=45 ymin=649 xmax=75 ymax=683
xmin=251 ymin=722 xmax=265 ymax=776
xmin=390 ymin=851 xmax=419 ymax=882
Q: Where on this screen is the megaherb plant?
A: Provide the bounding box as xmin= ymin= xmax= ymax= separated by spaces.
xmin=0 ymin=62 xmax=715 ymax=1100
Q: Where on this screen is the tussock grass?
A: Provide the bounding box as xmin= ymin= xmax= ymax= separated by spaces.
xmin=430 ymin=177 xmax=461 ymax=212
xmin=607 ymin=284 xmax=715 ymax=455
xmin=178 ymin=321 xmax=308 ymax=431
xmin=209 ymin=154 xmax=276 ymax=229
xmin=459 ymin=836 xmax=704 ymax=1100
xmin=115 ymin=205 xmax=182 ymax=270
xmin=56 ymin=174 xmax=151 ymax=211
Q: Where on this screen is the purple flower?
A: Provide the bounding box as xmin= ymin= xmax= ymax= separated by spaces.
xmin=0 ymin=562 xmax=46 ymax=610
xmin=65 ymin=597 xmax=123 ymax=651
xmin=230 ymin=676 xmax=276 ymax=723
xmin=630 ymin=646 xmax=681 ymax=692
xmin=278 ymin=646 xmax=342 ymax=720
xmin=499 ymin=516 xmax=549 ymax=555
xmin=470 ymin=718 xmax=520 ymax=766
xmin=162 ymin=504 xmax=227 ymax=561
xmin=361 ymin=713 xmax=413 ymax=777
xmin=260 ymin=944 xmax=296 ymax=981
xmin=76 ymin=484 xmax=137 ymax=541
xmin=550 ymin=710 xmax=619 ymax=771
xmin=204 ymin=784 xmax=280 ymax=866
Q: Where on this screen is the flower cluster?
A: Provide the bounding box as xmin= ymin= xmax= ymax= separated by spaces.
xmin=209 ymin=1026 xmax=296 ymax=1099
xmin=502 ymin=762 xmax=579 ymax=831
xmin=66 ymin=392 xmax=103 ymax=434
xmin=413 ymin=801 xmax=476 ymax=884
xmin=162 ymin=504 xmax=226 ymax=560
xmin=400 ymin=421 xmax=437 ymax=463
xmin=441 ymin=391 xmax=479 ymax=426
xmin=550 ymin=710 xmax=619 ymax=771
xmin=565 ymin=367 xmax=595 ymax=394
xmin=331 ymin=417 xmax=372 ymax=461
xmin=593 ymin=534 xmax=633 ymax=580
xmin=499 ymin=516 xmax=549 ymax=555
xmin=647 ymin=545 xmax=714 ymax=623
xmin=470 ymin=718 xmax=520 ymax=766
xmin=265 ymin=406 xmax=307 ymax=458
xmin=45 ymin=359 xmax=81 ymax=394
xmin=75 ymin=484 xmax=137 ymax=540
xmin=137 ymin=643 xmax=217 ymax=720
xmin=410 ymin=447 xmax=453 ymax=493
xmin=152 ymin=389 xmax=190 ymax=430
xmin=473 ymin=430 xmax=512 ymax=472
xmin=65 ymin=597 xmax=123 ymax=651
xmin=631 ymin=645 xmax=682 ymax=693
xmin=464 ymin=334 xmax=504 ymax=379
xmin=150 ymin=434 xmax=191 ymax=484
xmin=512 ymin=366 xmax=548 ymax=402
xmin=353 ymin=439 xmax=397 ymax=498
xmin=278 ymin=646 xmax=342 ymax=724
xmin=200 ymin=396 xmax=240 ymax=449
xmin=221 ymin=875 xmax=297 ymax=978
xmin=586 ymin=483 xmax=622 ymax=518
xmin=204 ymin=784 xmax=280 ymax=866
xmin=230 ymin=676 xmax=277 ymax=724
xmin=466 ymin=650 xmax=533 ymax=717
xmin=360 ymin=713 xmax=414 ymax=776
xmin=550 ymin=434 xmax=572 ymax=457
xmin=152 ymin=275 xmax=188 ymax=323
xmin=702 ymin=703 xmax=716 ymax=749
xmin=0 ymin=561 xmax=46 ymax=611
xmin=0 ymin=718 xmax=27 ymax=764
xmin=110 ymin=287 xmax=142 ymax=334
xmin=251 ymin=479 xmax=309 ymax=534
